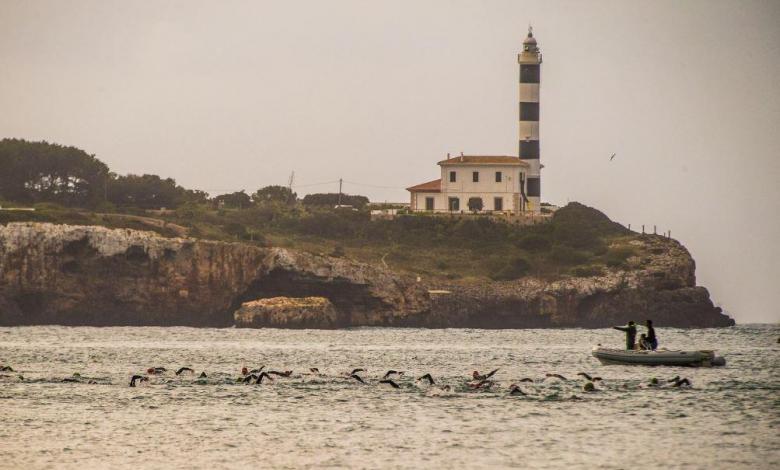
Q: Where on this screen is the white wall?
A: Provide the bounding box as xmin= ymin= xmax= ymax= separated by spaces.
xmin=411 ymin=192 xmax=446 ymax=211
xmin=439 ymin=164 xmax=525 ymax=195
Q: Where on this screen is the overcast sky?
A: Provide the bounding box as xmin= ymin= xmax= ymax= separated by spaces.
xmin=1 ymin=0 xmax=778 ymax=323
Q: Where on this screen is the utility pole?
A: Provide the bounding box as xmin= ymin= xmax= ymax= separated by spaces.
xmin=338 ymin=178 xmax=343 ymax=206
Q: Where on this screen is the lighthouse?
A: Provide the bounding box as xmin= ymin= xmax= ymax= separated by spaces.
xmin=518 ymin=26 xmax=542 ymax=212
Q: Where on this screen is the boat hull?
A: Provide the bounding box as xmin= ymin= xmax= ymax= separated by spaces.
xmin=592 ymin=347 xmax=725 ymax=367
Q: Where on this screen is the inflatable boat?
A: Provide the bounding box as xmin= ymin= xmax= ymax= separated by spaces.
xmin=592 ymin=346 xmax=726 ymax=367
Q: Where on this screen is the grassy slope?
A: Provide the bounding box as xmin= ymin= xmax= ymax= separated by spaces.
xmin=0 ymin=201 xmax=647 ymax=283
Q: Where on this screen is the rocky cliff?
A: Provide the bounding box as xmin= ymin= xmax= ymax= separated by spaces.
xmin=0 ymin=222 xmax=734 ymax=328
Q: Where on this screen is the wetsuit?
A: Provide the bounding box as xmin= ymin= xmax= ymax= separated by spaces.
xmin=613 ymin=324 xmax=637 ymax=350
xmin=646 ymin=325 xmax=658 ymax=350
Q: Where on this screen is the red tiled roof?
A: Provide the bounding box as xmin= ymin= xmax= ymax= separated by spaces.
xmin=406 ymin=178 xmax=441 ymax=193
xmin=438 ymin=155 xmax=529 ymax=166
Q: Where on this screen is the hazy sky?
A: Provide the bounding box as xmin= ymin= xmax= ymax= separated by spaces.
xmin=1 ymin=0 xmax=778 ymax=323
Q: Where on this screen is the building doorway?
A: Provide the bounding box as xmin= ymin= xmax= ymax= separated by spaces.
xmin=494 ymin=197 xmax=503 ymax=211
xmin=425 ymin=197 xmax=434 ymax=211
xmin=448 ymin=197 xmax=460 ymax=212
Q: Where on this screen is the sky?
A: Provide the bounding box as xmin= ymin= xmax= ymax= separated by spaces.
xmin=1 ymin=0 xmax=778 ymax=323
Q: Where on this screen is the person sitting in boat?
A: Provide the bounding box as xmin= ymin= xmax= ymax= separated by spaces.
xmin=613 ymin=321 xmax=637 ymax=350
xmin=638 ymin=334 xmax=650 ymax=350
xmin=645 ymin=320 xmax=658 ymax=350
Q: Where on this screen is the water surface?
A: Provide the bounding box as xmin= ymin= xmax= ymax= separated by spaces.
xmin=0 ymin=325 xmax=778 ymax=469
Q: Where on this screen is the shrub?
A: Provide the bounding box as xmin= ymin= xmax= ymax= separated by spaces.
xmin=548 ymin=245 xmax=591 ymax=265
xmin=224 ymin=222 xmax=247 ymax=239
xmin=604 ymin=245 xmax=637 ymax=268
xmin=571 ymin=265 xmax=605 ymax=277
xmin=550 ymin=202 xmax=626 ymax=252
xmin=467 ymin=197 xmax=483 ymax=213
xmin=516 ymin=233 xmax=552 ymax=252
xmin=490 ymin=256 xmax=531 ymax=281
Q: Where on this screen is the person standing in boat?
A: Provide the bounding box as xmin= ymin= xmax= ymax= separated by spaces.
xmin=645 ymin=320 xmax=658 ymax=350
xmin=613 ymin=321 xmax=637 ymax=350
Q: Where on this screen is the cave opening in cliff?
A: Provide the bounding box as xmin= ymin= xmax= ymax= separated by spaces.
xmin=231 ymin=268 xmax=388 ymax=326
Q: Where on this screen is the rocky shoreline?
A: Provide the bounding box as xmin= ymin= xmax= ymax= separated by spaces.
xmin=0 ymin=222 xmax=734 ymax=328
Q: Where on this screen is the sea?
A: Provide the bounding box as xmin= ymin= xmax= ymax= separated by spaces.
xmin=0 ymin=324 xmax=777 ymax=469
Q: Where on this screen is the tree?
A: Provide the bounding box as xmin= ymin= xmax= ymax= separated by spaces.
xmin=213 ymin=191 xmax=251 ymax=209
xmin=252 ymin=185 xmax=296 ymax=205
xmin=302 ymin=193 xmax=369 ymax=209
xmin=108 ymin=174 xmax=190 ymax=209
xmin=0 ymin=138 xmax=110 ymax=207
xmin=467 ymin=197 xmax=483 ymax=213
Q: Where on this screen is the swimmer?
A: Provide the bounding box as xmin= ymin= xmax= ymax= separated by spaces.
xmin=241 ymin=367 xmax=249 ymax=376
xmin=472 ymin=369 xmax=499 ymax=381
xmin=379 ymin=379 xmax=400 ymax=389
xmin=417 ymin=373 xmax=435 ymax=385
xmin=129 ymin=375 xmax=148 ymax=387
xmin=267 ymin=370 xmax=292 ymax=377
xmin=0 ymin=366 xmax=14 ymax=372
xmin=648 ymin=377 xmax=660 ymax=387
xmin=175 ymin=367 xmax=194 ymax=375
xmin=469 ymin=379 xmax=494 ymax=390
xmin=249 ymin=367 xmax=265 ymax=374
xmin=350 ymin=368 xmax=365 ymax=375
xmin=255 ymin=372 xmax=274 ymax=384
xmin=383 ymin=370 xmax=404 ymax=379
xmin=545 ymin=373 xmax=567 ymax=381
xmin=147 ymin=367 xmax=166 ymax=375
xmin=199 ymin=372 xmax=207 ymax=378
xmin=668 ymin=376 xmax=691 ymax=387
xmin=508 ymin=384 xmax=526 ymax=396
xmin=576 ymin=372 xmax=602 ymax=382
xmin=242 ymin=374 xmax=258 ymax=384
xmin=349 ymin=373 xmax=366 ymax=384
xmin=583 ymin=382 xmax=596 ymax=392
xmin=310 ymin=368 xmax=320 ymax=374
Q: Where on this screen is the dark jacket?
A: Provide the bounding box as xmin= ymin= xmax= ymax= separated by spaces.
xmin=646 ymin=325 xmax=656 ymax=342
xmin=646 ymin=325 xmax=658 ymax=349
xmin=613 ymin=324 xmax=637 ymax=350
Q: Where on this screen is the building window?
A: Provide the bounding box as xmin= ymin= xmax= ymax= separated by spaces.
xmin=425 ymin=197 xmax=434 ymax=211
xmin=519 ymin=102 xmax=539 ymax=121
xmin=495 ymin=171 xmax=502 ymax=182
xmin=494 ymin=197 xmax=503 ymax=211
xmin=519 ymin=140 xmax=540 ymax=159
xmin=519 ymin=64 xmax=540 ymax=83
xmin=527 ymin=177 xmax=541 ymax=197
xmin=449 ymin=171 xmax=456 ymax=183
xmin=472 ymin=171 xmax=479 ymax=182
xmin=448 ymin=197 xmax=460 ymax=212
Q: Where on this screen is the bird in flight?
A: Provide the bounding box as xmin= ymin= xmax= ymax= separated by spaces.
xmin=609 ymin=153 xmax=616 ymax=161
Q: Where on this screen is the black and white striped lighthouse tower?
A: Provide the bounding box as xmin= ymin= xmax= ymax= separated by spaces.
xmin=518 ymin=26 xmax=542 ymax=212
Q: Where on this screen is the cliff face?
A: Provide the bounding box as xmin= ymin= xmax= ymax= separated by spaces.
xmin=428 ymin=236 xmax=734 ymax=328
xmin=0 ymin=222 xmax=734 ymax=328
xmin=0 ymin=223 xmax=428 ymax=327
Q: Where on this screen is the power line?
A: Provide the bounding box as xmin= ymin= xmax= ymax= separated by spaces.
xmin=291 ymin=180 xmax=340 ymax=189
xmin=342 ymin=180 xmax=406 ymax=190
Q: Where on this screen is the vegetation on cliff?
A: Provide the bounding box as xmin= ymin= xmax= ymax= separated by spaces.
xmin=1 ymin=138 xmax=643 ymax=282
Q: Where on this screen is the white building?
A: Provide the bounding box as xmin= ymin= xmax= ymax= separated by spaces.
xmin=407 ymin=27 xmax=543 ymax=214
xmin=407 ymin=155 xmax=530 ymax=213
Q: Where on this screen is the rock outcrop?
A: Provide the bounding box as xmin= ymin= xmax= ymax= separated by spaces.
xmin=234 ymin=297 xmax=340 ymax=328
xmin=0 ymin=222 xmax=428 ymax=327
xmin=427 ymin=236 xmax=734 ymax=328
xmin=0 ymin=222 xmax=734 ymax=328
